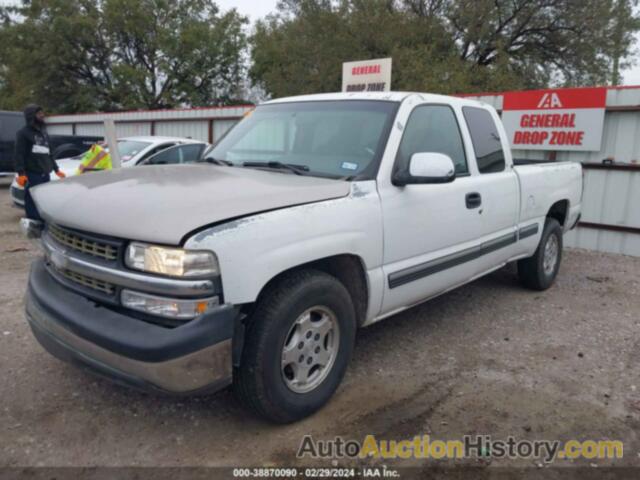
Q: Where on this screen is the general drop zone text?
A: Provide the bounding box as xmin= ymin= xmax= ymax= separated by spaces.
xmin=346 ymin=82 xmax=387 ymax=92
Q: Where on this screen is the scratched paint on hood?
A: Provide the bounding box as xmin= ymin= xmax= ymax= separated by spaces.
xmin=31 ymin=164 xmax=351 ymax=245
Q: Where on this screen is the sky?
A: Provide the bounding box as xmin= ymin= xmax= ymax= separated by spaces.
xmin=216 ymin=0 xmax=279 ymax=23
xmin=1 ymin=0 xmax=640 ymax=85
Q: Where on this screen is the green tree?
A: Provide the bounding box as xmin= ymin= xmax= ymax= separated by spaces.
xmin=0 ymin=0 xmax=248 ymax=112
xmin=251 ymin=0 xmax=640 ymax=97
xmin=251 ymin=0 xmax=461 ymax=97
xmin=436 ymin=0 xmax=640 ymax=87
xmin=608 ymin=0 xmax=640 ymax=85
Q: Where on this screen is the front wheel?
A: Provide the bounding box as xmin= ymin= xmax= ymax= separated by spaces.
xmin=518 ymin=218 xmax=563 ymax=290
xmin=233 ymin=269 xmax=356 ymax=423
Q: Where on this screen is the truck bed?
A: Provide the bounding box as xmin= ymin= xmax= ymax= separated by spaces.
xmin=514 ymin=160 xmax=582 ymax=232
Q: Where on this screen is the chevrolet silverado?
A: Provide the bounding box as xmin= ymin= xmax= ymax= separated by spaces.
xmin=23 ymin=92 xmax=582 ymax=423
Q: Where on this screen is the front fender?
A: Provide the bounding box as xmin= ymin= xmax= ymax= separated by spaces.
xmin=184 ymin=181 xmax=383 ymax=306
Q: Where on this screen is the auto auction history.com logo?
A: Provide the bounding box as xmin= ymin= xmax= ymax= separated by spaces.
xmin=297 ymin=435 xmax=623 ymax=463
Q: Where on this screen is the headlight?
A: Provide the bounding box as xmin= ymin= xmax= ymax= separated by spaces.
xmin=121 ymin=289 xmax=219 ymax=320
xmin=125 ymin=242 xmax=219 ymax=277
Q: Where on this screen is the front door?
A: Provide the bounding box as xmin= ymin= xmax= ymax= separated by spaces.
xmin=378 ymin=103 xmax=484 ymax=315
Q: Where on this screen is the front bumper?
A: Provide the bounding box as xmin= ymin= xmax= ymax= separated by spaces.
xmin=26 ymin=258 xmax=237 ymax=395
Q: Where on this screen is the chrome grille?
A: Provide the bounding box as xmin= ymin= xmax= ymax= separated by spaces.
xmin=48 ymin=224 xmax=118 ymax=261
xmin=58 ymin=268 xmax=116 ymax=295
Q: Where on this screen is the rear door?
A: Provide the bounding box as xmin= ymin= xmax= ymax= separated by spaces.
xmin=460 ymin=106 xmax=520 ymax=275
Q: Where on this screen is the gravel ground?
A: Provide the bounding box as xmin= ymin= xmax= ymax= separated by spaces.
xmin=1 ymin=177 xmax=639 ymax=474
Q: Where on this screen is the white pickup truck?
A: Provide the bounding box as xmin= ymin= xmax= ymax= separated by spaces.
xmin=24 ymin=92 xmax=582 ymax=423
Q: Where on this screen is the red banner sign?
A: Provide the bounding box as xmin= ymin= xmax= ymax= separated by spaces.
xmin=502 ymin=87 xmax=607 ymax=151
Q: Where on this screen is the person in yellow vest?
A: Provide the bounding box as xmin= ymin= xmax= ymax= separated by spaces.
xmin=76 ymin=142 xmax=112 ymax=174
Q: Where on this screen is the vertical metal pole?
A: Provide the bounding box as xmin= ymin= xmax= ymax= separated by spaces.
xmin=104 ymin=119 xmax=121 ymax=169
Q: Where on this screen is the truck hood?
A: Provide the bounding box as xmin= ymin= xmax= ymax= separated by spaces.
xmin=32 ymin=164 xmax=351 ymax=244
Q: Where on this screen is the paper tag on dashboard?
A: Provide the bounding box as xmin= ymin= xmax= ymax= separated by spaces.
xmin=341 ymin=162 xmax=358 ymax=171
xmin=32 ymin=145 xmax=50 ymax=154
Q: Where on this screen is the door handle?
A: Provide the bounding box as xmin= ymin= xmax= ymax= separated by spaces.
xmin=466 ymin=192 xmax=482 ymax=209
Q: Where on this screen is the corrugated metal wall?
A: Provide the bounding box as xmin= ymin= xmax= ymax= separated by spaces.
xmin=47 ymin=106 xmax=251 ymax=124
xmin=564 ymin=167 xmax=640 ymax=256
xmin=47 ymin=124 xmax=73 ymax=135
xmin=213 ymin=119 xmax=240 ymax=143
xmin=69 ymin=122 xmax=151 ymax=137
xmin=154 ymin=121 xmax=209 ymax=142
xmin=467 ymin=86 xmax=640 ymax=257
xmin=49 ymin=120 xmax=229 ymax=142
xmin=46 ymin=105 xmax=253 ymax=144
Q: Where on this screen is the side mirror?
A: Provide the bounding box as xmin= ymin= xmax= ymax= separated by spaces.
xmin=393 ymin=152 xmax=456 ymax=186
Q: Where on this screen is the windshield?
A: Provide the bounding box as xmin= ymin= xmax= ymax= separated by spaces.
xmin=203 ymin=101 xmax=398 ymax=179
xmin=118 ymin=140 xmax=151 ymax=162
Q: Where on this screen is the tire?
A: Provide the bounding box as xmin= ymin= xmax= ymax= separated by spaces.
xmin=517 ymin=218 xmax=563 ymax=290
xmin=233 ymin=269 xmax=356 ymax=423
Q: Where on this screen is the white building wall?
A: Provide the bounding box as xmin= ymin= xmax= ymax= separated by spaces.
xmin=213 ymin=119 xmax=239 ymax=143
xmin=47 ymin=124 xmax=74 ymax=135
xmin=75 ymin=124 xmax=107 ymax=137
xmin=47 ymin=105 xmax=251 ymax=125
xmin=46 ymin=105 xmax=251 ymax=144
xmin=115 ymin=122 xmax=152 ymax=137
xmin=154 ymin=120 xmax=209 ymax=142
xmin=564 ymin=167 xmax=640 ymax=256
xmin=74 ymin=123 xmax=153 ymax=137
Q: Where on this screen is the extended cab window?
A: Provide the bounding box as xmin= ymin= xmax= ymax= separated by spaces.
xmin=395 ymin=105 xmax=467 ymax=175
xmin=462 ymin=107 xmax=505 ymax=173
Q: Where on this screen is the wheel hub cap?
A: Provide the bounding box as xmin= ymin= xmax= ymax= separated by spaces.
xmin=543 ymin=234 xmax=559 ymax=276
xmin=281 ymin=306 xmax=340 ymax=393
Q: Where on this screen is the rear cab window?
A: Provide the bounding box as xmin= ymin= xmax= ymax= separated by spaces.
xmin=462 ymin=107 xmax=506 ymax=174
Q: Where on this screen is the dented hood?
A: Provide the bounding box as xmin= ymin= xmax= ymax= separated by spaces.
xmin=32 ymin=164 xmax=350 ymax=245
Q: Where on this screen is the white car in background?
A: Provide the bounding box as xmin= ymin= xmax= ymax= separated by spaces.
xmin=11 ymin=136 xmax=208 ymax=208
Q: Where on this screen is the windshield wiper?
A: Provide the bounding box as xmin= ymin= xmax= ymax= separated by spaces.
xmin=242 ymin=161 xmax=310 ymax=176
xmin=202 ymin=157 xmax=234 ymax=166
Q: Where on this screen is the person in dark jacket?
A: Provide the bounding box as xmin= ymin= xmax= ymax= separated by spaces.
xmin=14 ymin=104 xmax=65 ymax=221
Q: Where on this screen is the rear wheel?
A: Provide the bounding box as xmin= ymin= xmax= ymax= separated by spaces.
xmin=233 ymin=269 xmax=356 ymax=423
xmin=518 ymin=218 xmax=563 ymax=290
